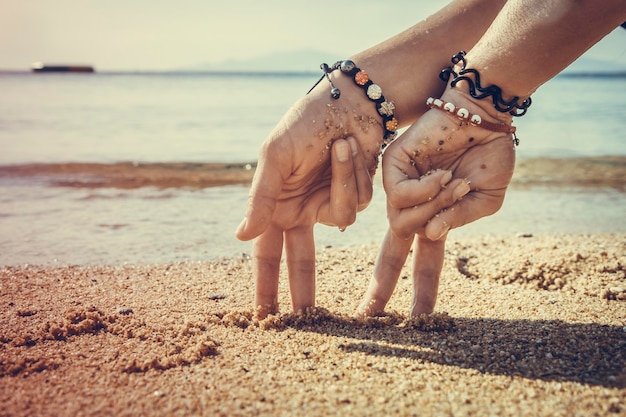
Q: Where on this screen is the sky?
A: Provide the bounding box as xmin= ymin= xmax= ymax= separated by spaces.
xmin=1 ymin=1 xmax=625 ymax=71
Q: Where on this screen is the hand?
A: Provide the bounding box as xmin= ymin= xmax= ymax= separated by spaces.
xmin=358 ymin=88 xmax=516 ymax=318
xmin=236 ymin=75 xmax=387 ymax=318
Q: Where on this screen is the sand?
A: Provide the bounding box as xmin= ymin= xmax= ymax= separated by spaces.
xmin=1 ymin=233 xmax=625 ymax=417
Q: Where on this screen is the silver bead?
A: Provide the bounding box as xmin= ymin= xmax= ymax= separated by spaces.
xmin=470 ymin=114 xmax=482 ymax=125
xmin=340 ymin=60 xmax=356 ymax=73
xmin=331 ymin=87 xmax=341 ymax=99
xmin=443 ymin=102 xmax=455 ymax=113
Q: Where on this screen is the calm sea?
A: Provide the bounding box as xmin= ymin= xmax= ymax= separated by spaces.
xmin=0 ymin=71 xmax=625 ymax=265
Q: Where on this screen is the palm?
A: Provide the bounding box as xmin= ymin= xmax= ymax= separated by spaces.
xmin=383 ymin=98 xmax=516 ymax=240
xmin=358 ymin=100 xmax=516 ymax=318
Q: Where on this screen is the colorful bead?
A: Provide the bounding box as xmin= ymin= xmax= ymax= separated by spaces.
xmin=313 ymin=60 xmax=398 ymax=147
xmin=354 ymin=70 xmax=369 ymax=85
xmin=385 ymin=118 xmax=398 ymax=131
xmin=378 ymin=100 xmax=395 ymax=116
xmin=367 ymin=84 xmax=382 ymax=100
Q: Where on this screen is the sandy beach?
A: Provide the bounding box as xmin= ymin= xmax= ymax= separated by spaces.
xmin=1 ymin=232 xmax=625 ymax=416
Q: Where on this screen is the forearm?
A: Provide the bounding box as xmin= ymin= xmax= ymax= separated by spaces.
xmin=464 ymin=0 xmax=626 ymax=99
xmin=349 ymin=0 xmax=507 ymax=127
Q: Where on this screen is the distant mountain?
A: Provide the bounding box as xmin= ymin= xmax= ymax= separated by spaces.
xmin=187 ymin=50 xmax=625 ymax=76
xmin=188 ymin=49 xmax=337 ymax=73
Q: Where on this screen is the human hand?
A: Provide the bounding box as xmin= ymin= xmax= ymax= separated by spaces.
xmin=236 ymin=74 xmax=389 ymax=318
xmin=358 ymin=88 xmax=516 ymax=318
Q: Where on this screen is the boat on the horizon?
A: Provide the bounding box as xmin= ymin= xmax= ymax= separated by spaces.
xmin=31 ymin=62 xmax=95 ymax=73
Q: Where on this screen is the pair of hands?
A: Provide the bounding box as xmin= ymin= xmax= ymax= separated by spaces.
xmin=236 ymin=81 xmax=515 ymax=318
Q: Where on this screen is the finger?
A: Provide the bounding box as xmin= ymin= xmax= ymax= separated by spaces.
xmin=382 ymin=106 xmax=504 ymax=209
xmin=385 ymin=169 xmax=454 ymax=209
xmin=387 ymin=178 xmax=471 ymax=240
xmin=383 ymin=146 xmax=453 ymax=208
xmin=252 ymin=223 xmax=284 ymax=317
xmin=424 ymin=189 xmax=506 ymax=241
xmin=381 ymin=112 xmax=461 ymax=203
xmin=347 ymin=137 xmax=374 ymax=211
xmin=236 ymin=144 xmax=288 ymax=242
xmin=317 ymin=139 xmax=358 ymax=228
xmin=357 ymin=229 xmax=413 ymax=317
xmin=284 ymin=225 xmax=316 ymax=312
xmin=411 ymin=235 xmax=446 ymax=316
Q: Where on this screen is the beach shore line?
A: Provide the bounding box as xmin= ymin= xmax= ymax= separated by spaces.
xmin=0 ymin=156 xmax=624 ymax=190
xmin=1 ymin=233 xmax=624 ymax=416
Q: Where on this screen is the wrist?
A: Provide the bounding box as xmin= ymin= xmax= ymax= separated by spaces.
xmin=303 ymin=68 xmax=386 ymax=160
xmin=439 ymin=51 xmax=532 ymax=119
xmin=309 ymin=60 xmax=398 ymax=150
xmin=440 ymin=87 xmax=514 ymax=127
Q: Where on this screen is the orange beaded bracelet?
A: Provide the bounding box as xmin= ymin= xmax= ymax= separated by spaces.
xmin=309 ymin=60 xmax=398 ymax=147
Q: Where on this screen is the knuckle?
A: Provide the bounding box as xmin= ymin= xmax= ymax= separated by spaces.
xmin=386 ymin=189 xmax=405 ymax=208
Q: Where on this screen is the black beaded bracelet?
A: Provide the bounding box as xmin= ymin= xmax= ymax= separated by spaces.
xmin=308 ymin=60 xmax=398 ymax=146
xmin=440 ymin=51 xmax=532 ymax=117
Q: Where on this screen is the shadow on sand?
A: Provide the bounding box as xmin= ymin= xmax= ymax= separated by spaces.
xmin=283 ymin=313 xmax=625 ymax=388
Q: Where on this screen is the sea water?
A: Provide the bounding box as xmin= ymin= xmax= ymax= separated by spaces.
xmin=0 ymin=72 xmax=624 ymax=265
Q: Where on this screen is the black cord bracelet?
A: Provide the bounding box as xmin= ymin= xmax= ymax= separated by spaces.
xmin=440 ymin=51 xmax=532 ymax=117
xmin=308 ymin=60 xmax=398 ymax=146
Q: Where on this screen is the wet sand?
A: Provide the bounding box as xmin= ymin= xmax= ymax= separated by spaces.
xmin=0 ymin=156 xmax=624 ymax=190
xmin=1 ymin=234 xmax=625 ymax=416
xmin=0 ymin=161 xmax=257 ymax=189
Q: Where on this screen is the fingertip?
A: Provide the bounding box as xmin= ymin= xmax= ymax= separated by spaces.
xmin=452 ymin=179 xmax=471 ymax=201
xmin=440 ymin=170 xmax=453 ymax=186
xmin=235 ymin=214 xmax=271 ymax=242
xmin=235 ymin=217 xmax=250 ymax=241
xmin=346 ymin=136 xmax=358 ymax=155
xmin=333 ymin=139 xmax=351 ymax=163
xmin=425 ymin=219 xmax=450 ymax=241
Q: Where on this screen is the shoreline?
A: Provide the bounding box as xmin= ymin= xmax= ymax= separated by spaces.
xmin=0 ymin=155 xmax=624 ymax=191
xmin=0 ymin=156 xmax=624 ymax=267
xmin=1 ymin=233 xmax=624 ymax=416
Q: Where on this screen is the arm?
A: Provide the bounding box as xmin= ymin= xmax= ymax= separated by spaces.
xmin=371 ymin=0 xmax=626 ymax=318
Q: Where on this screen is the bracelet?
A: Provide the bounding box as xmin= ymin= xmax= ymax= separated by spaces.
xmin=440 ymin=51 xmax=532 ymax=117
xmin=426 ymin=97 xmax=519 ymax=146
xmin=308 ymin=60 xmax=398 ymax=147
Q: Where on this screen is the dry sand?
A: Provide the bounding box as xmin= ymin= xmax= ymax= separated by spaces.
xmin=1 ymin=234 xmax=625 ymax=416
